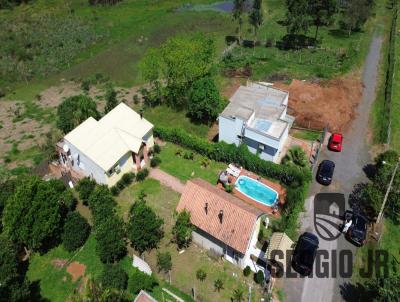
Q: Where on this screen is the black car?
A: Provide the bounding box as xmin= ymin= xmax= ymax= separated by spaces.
xmin=345 ymin=212 xmax=368 ymax=246
xmin=292 ymin=232 xmax=319 ymax=276
xmin=316 ymin=160 xmax=335 ymax=185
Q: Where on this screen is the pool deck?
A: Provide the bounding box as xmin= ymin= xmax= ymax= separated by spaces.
xmin=217 ymin=169 xmax=286 ymax=216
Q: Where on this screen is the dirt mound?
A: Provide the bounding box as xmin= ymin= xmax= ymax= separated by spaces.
xmin=66 ymin=261 xmax=86 ymax=283
xmin=51 ymin=259 xmax=68 ymax=268
xmin=275 ymin=75 xmax=362 ymax=132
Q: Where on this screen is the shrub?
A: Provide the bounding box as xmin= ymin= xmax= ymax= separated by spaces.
xmin=254 ymin=270 xmax=265 ymax=284
xmin=75 ymin=177 xmax=97 ymax=205
xmin=196 ymin=269 xmax=207 ymax=281
xmin=224 ymin=184 xmax=233 ymax=193
xmin=153 ymin=144 xmax=161 ymax=154
xmin=258 ymin=228 xmax=265 ymax=242
xmin=136 ymin=168 xmax=149 ymax=182
xmin=133 ymin=94 xmax=140 ymax=104
xmin=150 ymin=157 xmax=161 ymax=167
xmin=183 ymin=151 xmax=194 ymax=160
xmin=116 ymin=180 xmax=125 ymax=191
xmin=172 ymin=210 xmax=194 ymax=248
xmin=156 ymin=251 xmax=172 ymax=273
xmin=110 ymin=186 xmax=120 ymax=196
xmin=59 ymin=189 xmax=77 ymax=212
xmin=62 ymin=212 xmax=91 ymax=252
xmin=100 ymin=265 xmax=128 ymax=290
xmin=243 ymin=266 xmax=251 ymax=277
xmin=128 ymin=268 xmax=158 ymax=294
xmin=121 ymin=172 xmax=135 ymax=185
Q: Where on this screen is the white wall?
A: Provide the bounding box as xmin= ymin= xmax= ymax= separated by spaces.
xmin=63 ymin=140 xmax=107 ymax=184
xmin=105 ymin=151 xmax=136 ymax=187
xmin=218 ymin=116 xmax=245 ymax=146
xmin=143 ymin=130 xmax=154 ymax=148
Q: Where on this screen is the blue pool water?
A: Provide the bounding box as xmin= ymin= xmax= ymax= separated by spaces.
xmin=235 ymin=175 xmax=278 ymax=207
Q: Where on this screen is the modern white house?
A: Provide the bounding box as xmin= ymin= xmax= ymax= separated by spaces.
xmin=176 ymin=178 xmax=263 ymax=269
xmin=57 ymin=103 xmax=154 ymax=187
xmin=219 ymin=82 xmax=294 ymax=162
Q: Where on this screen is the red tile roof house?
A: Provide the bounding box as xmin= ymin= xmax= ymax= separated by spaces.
xmin=176 ymin=178 xmax=264 ymax=270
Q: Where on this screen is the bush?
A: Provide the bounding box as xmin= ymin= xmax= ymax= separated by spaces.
xmin=156 ymin=251 xmax=172 ymax=273
xmin=75 ymin=177 xmax=97 ymax=205
xmin=121 ymin=172 xmax=135 ymax=185
xmin=136 ymin=168 xmax=149 ymax=181
xmin=172 ymin=210 xmax=194 ymax=249
xmin=116 ymin=180 xmax=125 ymax=191
xmin=128 ymin=268 xmax=158 ymax=294
xmin=153 ymin=144 xmax=161 ymax=154
xmin=224 ymin=184 xmax=233 ymax=193
xmin=183 ymin=151 xmax=194 ymax=160
xmin=62 ymin=212 xmax=91 ymax=252
xmin=100 ymin=265 xmax=128 ymax=290
xmin=59 ymin=189 xmax=77 ymax=212
xmin=150 ymin=157 xmax=161 ymax=167
xmin=110 ymin=186 xmax=120 ymax=196
xmin=196 ymin=269 xmax=207 ymax=281
xmin=243 ymin=266 xmax=251 ymax=277
xmin=254 ymin=270 xmax=265 ymax=284
xmin=258 ymin=228 xmax=265 ymax=242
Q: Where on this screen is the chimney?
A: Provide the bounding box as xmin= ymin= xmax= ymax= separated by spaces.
xmin=204 ymin=202 xmax=208 ymax=215
xmin=218 ymin=210 xmax=224 ymax=224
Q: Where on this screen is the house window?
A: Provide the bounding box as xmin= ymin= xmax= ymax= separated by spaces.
xmin=258 ymin=143 xmax=265 ymax=150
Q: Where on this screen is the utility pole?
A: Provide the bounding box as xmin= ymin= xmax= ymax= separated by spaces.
xmin=377 ymin=159 xmax=400 ymax=224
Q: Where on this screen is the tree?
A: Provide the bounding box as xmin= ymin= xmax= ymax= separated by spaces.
xmin=104 ymin=84 xmax=119 ymax=114
xmin=100 ymin=265 xmax=128 ymax=290
xmin=196 ymin=269 xmax=207 ymax=281
xmin=232 ymin=288 xmax=244 ymax=302
xmin=254 ymin=270 xmax=265 ymax=284
xmin=285 ymin=0 xmax=312 ymax=34
xmin=187 ymin=77 xmax=225 ymax=124
xmin=3 ymin=176 xmax=63 ymax=251
xmin=127 ymin=194 xmax=164 ymax=254
xmin=214 ymin=279 xmax=224 ymax=292
xmin=249 ymin=0 xmax=263 ymax=50
xmin=62 ymin=212 xmax=91 ymax=252
xmin=128 ymin=268 xmax=158 ymax=295
xmin=57 ymin=95 xmax=99 ymax=133
xmin=172 ymin=210 xmax=194 ymax=249
xmin=282 ymin=146 xmax=308 ymax=168
xmin=156 ymin=251 xmax=172 ymax=273
xmin=140 ymin=34 xmax=215 ymax=108
xmin=339 ymin=0 xmax=375 ymax=36
xmin=76 ymin=177 xmax=97 ymax=205
xmin=95 ymin=215 xmax=126 ymax=263
xmin=233 ymin=0 xmax=246 ymax=44
xmin=0 ymin=236 xmax=31 ymax=302
xmin=308 ymin=0 xmax=337 ymax=40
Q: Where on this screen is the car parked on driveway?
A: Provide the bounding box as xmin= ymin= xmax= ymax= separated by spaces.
xmin=343 ymin=210 xmax=368 ymax=246
xmin=292 ymin=232 xmax=319 ymax=276
xmin=317 ymin=160 xmax=335 ymax=185
xmin=328 ymin=133 xmax=343 ymax=152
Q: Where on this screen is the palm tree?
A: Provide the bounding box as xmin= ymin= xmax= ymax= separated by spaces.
xmin=232 ymin=288 xmax=244 ymax=302
xmin=232 ymin=0 xmax=246 ymax=44
xmin=214 ymin=278 xmax=224 ymax=292
xmin=282 ymin=146 xmax=308 ymax=168
xmin=249 ymin=0 xmax=263 ymax=54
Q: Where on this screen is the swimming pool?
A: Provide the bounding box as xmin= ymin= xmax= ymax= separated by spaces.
xmin=235 ymin=175 xmax=278 ymax=207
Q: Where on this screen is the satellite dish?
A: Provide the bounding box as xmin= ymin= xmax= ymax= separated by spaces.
xmin=63 ymin=144 xmax=69 ymax=153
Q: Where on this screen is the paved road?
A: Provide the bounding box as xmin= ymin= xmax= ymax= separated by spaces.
xmin=284 ymin=34 xmax=383 ymax=302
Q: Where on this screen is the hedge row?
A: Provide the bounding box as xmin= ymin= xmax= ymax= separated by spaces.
xmin=380 ymin=5 xmax=398 ymax=143
xmin=154 ymin=126 xmax=311 ymax=187
xmin=153 ymin=126 xmax=311 ymax=239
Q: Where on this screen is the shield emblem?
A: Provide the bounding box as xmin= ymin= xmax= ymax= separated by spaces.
xmin=314 ymin=193 xmax=345 ymax=241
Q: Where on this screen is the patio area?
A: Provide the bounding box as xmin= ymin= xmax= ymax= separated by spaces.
xmin=217 ymin=165 xmax=286 ymax=216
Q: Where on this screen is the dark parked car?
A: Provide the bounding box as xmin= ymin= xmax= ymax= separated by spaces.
xmin=344 ymin=211 xmax=368 ymax=246
xmin=292 ymin=232 xmax=319 ymax=276
xmin=317 ymin=160 xmax=335 ymax=185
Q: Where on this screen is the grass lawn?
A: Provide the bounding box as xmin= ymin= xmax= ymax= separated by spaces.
xmin=137 ymin=105 xmax=211 ymax=138
xmin=157 ymin=142 xmax=227 ymax=184
xmin=223 ymin=0 xmax=389 ymax=80
xmin=116 ymin=180 xmax=263 ymax=302
xmin=290 ymin=129 xmax=321 ymax=141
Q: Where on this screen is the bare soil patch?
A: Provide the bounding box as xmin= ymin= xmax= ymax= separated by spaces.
xmin=66 ymin=261 xmax=86 ymax=283
xmin=51 ymin=258 xmax=68 ymax=269
xmin=275 ymin=74 xmax=362 ymax=132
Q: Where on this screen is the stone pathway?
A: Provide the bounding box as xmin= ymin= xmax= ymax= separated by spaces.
xmin=149 ymin=168 xmax=185 ymax=194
